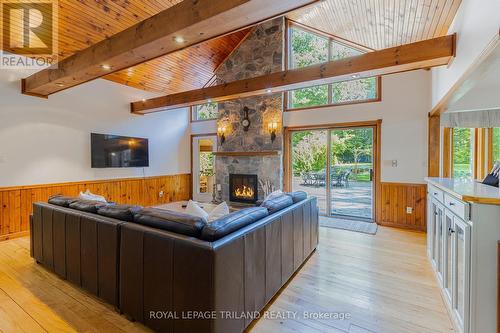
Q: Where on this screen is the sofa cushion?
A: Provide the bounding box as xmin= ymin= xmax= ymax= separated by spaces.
xmin=261 ymin=194 xmax=294 ymax=214
xmin=97 ymin=204 xmax=143 ymax=222
xmin=69 ymin=199 xmax=110 ymax=214
xmin=200 ymin=207 xmax=268 ymax=242
xmin=133 ymin=208 xmax=207 ymax=237
xmin=48 ymin=195 xmax=78 ymax=208
xmin=286 ymin=191 xmax=307 ymax=203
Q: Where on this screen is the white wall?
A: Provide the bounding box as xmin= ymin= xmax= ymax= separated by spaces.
xmin=193 ymin=70 xmax=431 ymax=184
xmin=0 ymin=68 xmax=191 ymax=187
xmin=431 ymin=0 xmax=500 ymax=108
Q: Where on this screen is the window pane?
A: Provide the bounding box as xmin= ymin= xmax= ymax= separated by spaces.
xmin=193 ymin=102 xmax=218 ymax=120
xmin=493 ymin=128 xmax=500 ymax=164
xmin=330 ymin=40 xmax=362 ymax=60
xmin=290 ymin=28 xmax=329 ymax=69
xmin=332 ymin=77 xmax=378 ymax=104
xmin=452 ymin=128 xmax=473 ymax=179
xmin=289 ymin=85 xmax=329 ymax=109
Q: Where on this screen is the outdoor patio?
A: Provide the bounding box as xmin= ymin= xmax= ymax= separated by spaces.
xmin=292 ymin=177 xmax=373 ymax=219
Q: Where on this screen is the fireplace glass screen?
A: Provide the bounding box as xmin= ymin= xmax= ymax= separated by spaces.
xmin=229 ymin=174 xmax=258 ymax=204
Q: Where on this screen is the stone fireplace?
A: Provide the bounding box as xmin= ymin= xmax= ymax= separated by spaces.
xmin=213 ymin=17 xmax=285 ymax=203
xmin=229 ymin=174 xmax=258 ymax=204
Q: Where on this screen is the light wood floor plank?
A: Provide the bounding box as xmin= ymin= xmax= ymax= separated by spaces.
xmin=0 ymin=227 xmax=454 ymax=333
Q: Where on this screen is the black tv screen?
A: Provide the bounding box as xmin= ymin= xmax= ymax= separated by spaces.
xmin=91 ymin=133 xmax=149 ymax=168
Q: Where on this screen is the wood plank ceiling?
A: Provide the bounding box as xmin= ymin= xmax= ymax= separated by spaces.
xmin=14 ymin=0 xmax=251 ymax=94
xmin=287 ymin=0 xmax=461 ymax=50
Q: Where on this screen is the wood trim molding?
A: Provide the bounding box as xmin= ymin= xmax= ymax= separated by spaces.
xmin=428 ymin=115 xmax=441 ymax=177
xmin=132 ymin=35 xmax=456 ymax=114
xmin=0 ymin=174 xmax=191 ymax=241
xmin=22 ymin=0 xmax=319 ymax=97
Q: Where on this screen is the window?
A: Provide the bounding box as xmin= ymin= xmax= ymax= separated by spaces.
xmin=287 ymin=25 xmax=380 ymax=110
xmin=191 ymin=102 xmax=219 ymax=121
xmin=452 ymin=128 xmax=473 ymax=179
xmin=493 ymin=128 xmax=500 ymax=164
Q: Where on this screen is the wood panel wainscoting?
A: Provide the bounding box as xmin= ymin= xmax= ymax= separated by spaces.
xmin=0 ymin=174 xmax=191 ymax=241
xmin=379 ymin=182 xmax=427 ymax=231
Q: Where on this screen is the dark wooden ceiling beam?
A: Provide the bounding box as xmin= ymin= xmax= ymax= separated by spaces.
xmin=131 ymin=34 xmax=456 ymax=114
xmin=22 ymin=0 xmax=319 ymax=97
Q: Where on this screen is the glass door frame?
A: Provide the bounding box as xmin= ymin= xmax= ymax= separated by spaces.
xmin=284 ymin=120 xmax=381 ymax=222
xmin=191 ymin=133 xmax=217 ymax=201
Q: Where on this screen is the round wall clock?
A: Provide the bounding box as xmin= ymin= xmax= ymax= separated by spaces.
xmin=242 ymin=106 xmax=251 ymax=131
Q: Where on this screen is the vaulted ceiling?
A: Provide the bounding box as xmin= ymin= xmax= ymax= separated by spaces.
xmin=287 ymin=0 xmax=461 ymax=50
xmin=9 ymin=0 xmax=462 ymax=94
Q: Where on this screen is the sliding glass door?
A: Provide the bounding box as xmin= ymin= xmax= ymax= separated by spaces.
xmin=330 ymin=128 xmax=373 ymax=220
xmin=291 ymin=126 xmax=374 ymax=220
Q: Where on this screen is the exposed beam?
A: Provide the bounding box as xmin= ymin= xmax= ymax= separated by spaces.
xmin=132 ymin=34 xmax=456 ymax=114
xmin=22 ymin=0 xmax=319 ymax=97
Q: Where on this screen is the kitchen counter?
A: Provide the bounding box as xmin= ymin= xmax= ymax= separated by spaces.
xmin=425 ymin=177 xmax=500 ymax=205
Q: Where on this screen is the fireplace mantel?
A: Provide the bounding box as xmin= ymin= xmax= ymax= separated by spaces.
xmin=214 ymin=151 xmax=280 ymax=157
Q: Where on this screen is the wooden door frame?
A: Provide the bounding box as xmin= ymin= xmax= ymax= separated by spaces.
xmin=190 ymin=133 xmax=217 ymax=200
xmin=284 ymin=119 xmax=382 ymax=222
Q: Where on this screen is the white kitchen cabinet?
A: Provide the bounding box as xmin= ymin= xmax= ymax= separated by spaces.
xmin=426 ymin=178 xmax=500 ymax=333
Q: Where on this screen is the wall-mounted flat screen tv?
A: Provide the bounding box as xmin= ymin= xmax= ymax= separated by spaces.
xmin=91 ymin=133 xmax=149 ymax=168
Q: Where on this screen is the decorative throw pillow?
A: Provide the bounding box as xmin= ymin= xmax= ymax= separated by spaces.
xmin=208 ymin=202 xmax=230 ymax=222
xmin=263 ymin=190 xmax=283 ymax=202
xmin=79 ymin=190 xmax=107 ymax=203
xmin=185 ymin=200 xmax=209 ymax=222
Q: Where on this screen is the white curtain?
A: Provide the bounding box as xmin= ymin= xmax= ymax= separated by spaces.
xmin=440 ymin=110 xmax=500 ymax=128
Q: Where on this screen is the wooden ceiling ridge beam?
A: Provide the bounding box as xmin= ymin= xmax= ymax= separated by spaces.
xmin=21 ymin=0 xmax=320 ymax=97
xmin=131 ymin=34 xmax=456 ymax=114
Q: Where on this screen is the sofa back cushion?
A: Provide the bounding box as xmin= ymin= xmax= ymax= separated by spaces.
xmin=287 ymin=191 xmax=307 ymax=203
xmin=133 ymin=208 xmax=207 ymax=237
xmin=97 ymin=204 xmax=143 ymax=222
xmin=69 ymin=199 xmax=110 ymax=213
xmin=261 ymin=194 xmax=294 ymax=214
xmin=48 ymin=195 xmax=78 ymax=208
xmin=200 ymin=207 xmax=268 ymax=242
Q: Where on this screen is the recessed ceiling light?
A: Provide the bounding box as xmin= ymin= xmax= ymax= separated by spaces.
xmin=207 ymin=98 xmax=212 ymax=103
xmin=101 ymin=64 xmax=112 ymax=71
xmin=55 ymin=82 xmax=64 ymax=87
xmin=351 ymin=74 xmax=360 ymax=79
xmin=174 ymin=36 xmax=185 ymax=43
xmin=266 ymin=89 xmax=272 ymax=94
xmin=141 ymin=99 xmax=146 ymax=102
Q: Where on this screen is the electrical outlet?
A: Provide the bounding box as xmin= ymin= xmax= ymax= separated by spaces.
xmin=159 ymin=191 xmax=164 ymax=198
xmin=406 ymin=207 xmax=413 ymax=214
xmin=392 ymin=160 xmax=398 ymax=167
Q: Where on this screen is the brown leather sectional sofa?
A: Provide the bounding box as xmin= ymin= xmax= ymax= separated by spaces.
xmin=30 ymin=193 xmax=319 ymax=333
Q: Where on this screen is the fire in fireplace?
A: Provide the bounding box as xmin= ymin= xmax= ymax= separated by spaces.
xmin=229 ymin=174 xmax=258 ymax=204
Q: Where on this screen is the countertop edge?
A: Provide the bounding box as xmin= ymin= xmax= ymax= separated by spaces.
xmin=425 ymin=177 xmax=500 ymax=205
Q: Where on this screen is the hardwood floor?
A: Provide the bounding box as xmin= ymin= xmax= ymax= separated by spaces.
xmin=0 ymin=227 xmax=454 ymax=333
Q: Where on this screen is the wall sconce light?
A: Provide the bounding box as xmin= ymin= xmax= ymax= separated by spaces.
xmin=218 ymin=126 xmax=227 ymax=145
xmin=268 ymin=121 xmax=278 ymax=142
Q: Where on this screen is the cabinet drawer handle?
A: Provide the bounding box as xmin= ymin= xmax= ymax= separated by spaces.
xmin=449 ymin=228 xmax=455 ymax=234
xmin=433 ymin=192 xmax=438 ymax=195
xmin=449 ymin=202 xmax=455 ymax=206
